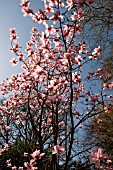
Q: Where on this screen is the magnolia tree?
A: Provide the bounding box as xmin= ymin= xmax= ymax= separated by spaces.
xmin=0 ymin=0 xmax=113 ymax=169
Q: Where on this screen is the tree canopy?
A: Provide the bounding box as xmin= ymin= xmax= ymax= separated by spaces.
xmin=0 ymin=0 xmax=113 ymax=169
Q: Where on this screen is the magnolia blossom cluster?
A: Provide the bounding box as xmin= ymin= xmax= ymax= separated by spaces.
xmin=4 ymin=146 xmax=64 ymax=170
xmin=23 ymin=150 xmax=45 ymax=170
xmin=0 ymin=0 xmax=113 ymax=170
xmin=0 ymin=144 xmax=9 ymax=155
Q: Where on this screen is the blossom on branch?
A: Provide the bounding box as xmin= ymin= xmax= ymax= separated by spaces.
xmin=52 ymin=145 xmax=65 ymax=154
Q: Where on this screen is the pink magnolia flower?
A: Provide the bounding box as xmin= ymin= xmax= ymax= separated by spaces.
xmin=86 ymin=90 xmax=90 ymax=95
xmin=64 ymin=53 xmax=71 ymax=59
xmin=75 ymin=24 xmax=82 ymax=34
xmin=32 ymin=13 xmax=39 ymax=22
xmin=59 ymin=0 xmax=64 ymax=7
xmin=53 ymin=37 xmax=60 ymax=46
xmin=19 ymin=0 xmax=30 ymax=8
xmin=97 ymin=119 xmax=102 ymax=124
xmin=7 ymin=163 xmax=12 ymax=167
xmin=24 ymin=158 xmax=38 ymax=170
xmin=92 ymin=46 xmax=101 ymax=56
xmin=4 ymin=125 xmax=10 ymax=131
xmin=6 ymin=159 xmax=11 ymax=167
xmin=75 ymin=55 xmax=83 ymax=65
xmin=9 ymin=28 xmax=16 ymax=35
xmin=12 ymin=166 xmax=17 ymax=170
xmin=66 ymin=0 xmax=74 ymax=10
xmin=24 ymin=152 xmax=29 ymax=157
xmin=9 ymin=28 xmax=19 ymax=42
xmin=79 ymin=124 xmax=82 ymax=128
xmin=97 ymin=148 xmax=107 ymax=159
xmin=58 ymin=121 xmax=65 ymax=126
xmin=45 ymin=24 xmax=54 ymax=36
xmin=52 ymin=145 xmax=65 ymax=154
xmin=89 ymin=46 xmax=101 ymax=59
xmin=47 ymin=118 xmax=52 ymax=124
xmin=79 ymin=41 xmax=88 ymax=54
xmin=32 ymin=65 xmax=43 ymax=78
xmin=37 ymin=9 xmax=47 ymax=24
xmin=103 ymin=83 xmax=109 ymax=90
xmin=107 ymin=159 xmax=112 ymax=164
xmin=21 ymin=7 xmax=33 ymax=17
xmin=11 ymin=43 xmax=21 ymax=53
xmin=71 ymin=9 xmax=84 ymax=21
xmin=4 ymin=144 xmax=9 ymax=151
xmin=52 ymin=10 xmax=60 ymax=24
xmin=90 ymin=150 xmax=100 ymax=168
xmin=0 ymin=148 xmax=4 ymax=155
xmin=31 ymin=149 xmax=45 ymax=159
xmin=18 ymin=167 xmax=23 ymax=170
xmin=10 ymin=58 xmax=18 ymax=66
xmin=90 ymin=148 xmax=108 ymax=168
xmin=44 ymin=4 xmax=54 ymax=15
xmin=104 ymin=106 xmax=112 ymax=113
xmin=48 ymin=0 xmax=58 ymax=7
xmin=20 ymin=0 xmax=33 ymax=17
xmin=18 ymin=53 xmax=25 ymax=61
xmin=75 ymin=115 xmax=79 ymax=119
xmin=24 ymin=162 xmax=32 ymax=170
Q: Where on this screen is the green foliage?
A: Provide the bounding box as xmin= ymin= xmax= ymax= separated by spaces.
xmin=83 ymin=108 xmax=113 ymax=163
xmin=0 ymin=140 xmax=37 ymax=169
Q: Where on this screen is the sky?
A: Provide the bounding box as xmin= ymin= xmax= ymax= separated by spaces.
xmin=0 ymin=0 xmax=103 ymax=93
xmin=0 ymin=0 xmax=44 ymax=82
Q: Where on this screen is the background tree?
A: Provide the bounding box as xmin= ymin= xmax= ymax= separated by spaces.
xmin=83 ymin=108 xmax=113 ymax=161
xmin=66 ymin=0 xmax=113 ymax=79
xmin=83 ymin=0 xmax=113 ymax=71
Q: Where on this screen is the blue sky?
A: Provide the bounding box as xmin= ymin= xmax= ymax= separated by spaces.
xmin=0 ymin=0 xmax=102 ymax=93
xmin=0 ymin=0 xmax=44 ymax=82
